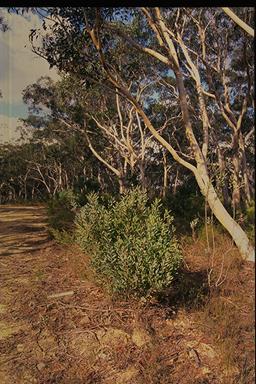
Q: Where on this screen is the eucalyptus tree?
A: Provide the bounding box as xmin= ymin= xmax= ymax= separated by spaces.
xmin=187 ymin=8 xmax=255 ymax=213
xmin=29 ymin=7 xmax=254 ymax=260
xmin=22 ymin=76 xmax=126 ymax=194
xmin=22 ymin=71 xmax=167 ymax=194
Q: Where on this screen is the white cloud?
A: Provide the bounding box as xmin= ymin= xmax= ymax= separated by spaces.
xmin=0 ymin=9 xmax=60 ymax=143
xmin=0 ymin=9 xmax=59 ymax=105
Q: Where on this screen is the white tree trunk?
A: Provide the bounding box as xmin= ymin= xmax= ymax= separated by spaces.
xmin=195 ymin=168 xmax=255 ymax=261
xmin=88 ymin=13 xmax=255 ymax=262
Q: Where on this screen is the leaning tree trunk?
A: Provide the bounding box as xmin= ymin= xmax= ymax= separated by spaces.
xmin=173 ymin=68 xmax=254 ymax=261
xmin=130 ymin=99 xmax=255 ymax=262
xmin=88 ymin=13 xmax=254 ymax=261
xmin=194 ymin=167 xmax=255 ymax=261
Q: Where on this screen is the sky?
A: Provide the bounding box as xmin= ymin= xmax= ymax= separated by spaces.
xmin=0 ymin=8 xmax=59 ymax=143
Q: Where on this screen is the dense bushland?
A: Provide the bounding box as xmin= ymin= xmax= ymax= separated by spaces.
xmin=75 ymin=189 xmax=182 ymax=295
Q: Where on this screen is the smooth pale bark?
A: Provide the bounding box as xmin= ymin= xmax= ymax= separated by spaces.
xmin=86 ymin=132 xmax=128 ymax=194
xmin=89 ymin=10 xmax=255 ymax=261
xmin=221 ymin=8 xmax=254 ymax=37
xmin=171 ymin=51 xmax=254 ymax=261
xmin=130 ymin=95 xmax=255 ymax=262
xmin=194 ymin=168 xmax=255 ymax=261
xmin=32 ymin=186 xmax=35 ymax=200
xmin=231 ymin=129 xmax=253 ymax=211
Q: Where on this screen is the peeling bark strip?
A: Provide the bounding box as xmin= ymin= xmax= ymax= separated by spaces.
xmin=47 ymin=291 xmax=74 ymax=299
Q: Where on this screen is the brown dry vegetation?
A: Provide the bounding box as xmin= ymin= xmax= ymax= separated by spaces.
xmin=0 ymin=206 xmax=255 ymax=384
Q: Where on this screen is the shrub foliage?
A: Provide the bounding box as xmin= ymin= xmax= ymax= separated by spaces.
xmin=47 ymin=189 xmax=79 ymax=230
xmin=75 ymin=188 xmax=182 ymax=295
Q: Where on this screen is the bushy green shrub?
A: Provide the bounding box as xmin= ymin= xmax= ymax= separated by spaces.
xmin=75 ymin=188 xmax=182 ymax=295
xmin=57 ymin=189 xmax=79 ymax=210
xmin=48 ymin=228 xmax=74 ymax=244
xmin=47 ymin=189 xmax=79 ymax=231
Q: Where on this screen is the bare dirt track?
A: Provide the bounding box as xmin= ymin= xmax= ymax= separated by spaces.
xmin=0 ymin=205 xmax=254 ymax=384
xmin=0 ymin=205 xmax=52 ymax=383
xmin=0 ymin=205 xmax=50 ymax=257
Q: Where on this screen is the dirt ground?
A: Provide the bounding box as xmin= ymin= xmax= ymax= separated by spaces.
xmin=0 ymin=205 xmax=254 ymax=383
xmin=0 ymin=205 xmax=50 ymax=257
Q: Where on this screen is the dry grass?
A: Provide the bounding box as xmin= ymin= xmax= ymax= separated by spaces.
xmin=0 ymin=208 xmax=254 ymax=384
xmin=182 ymin=231 xmax=255 ymax=384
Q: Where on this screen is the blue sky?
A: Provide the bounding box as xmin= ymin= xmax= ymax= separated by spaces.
xmin=0 ymin=8 xmax=59 ymax=143
xmin=0 ymin=101 xmax=28 ymax=118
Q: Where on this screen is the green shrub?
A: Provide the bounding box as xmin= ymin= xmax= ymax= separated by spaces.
xmin=56 ymin=189 xmax=79 ymax=210
xmin=47 ymin=189 xmax=79 ymax=231
xmin=75 ymin=188 xmax=182 ymax=295
xmin=48 ymin=228 xmax=74 ymax=245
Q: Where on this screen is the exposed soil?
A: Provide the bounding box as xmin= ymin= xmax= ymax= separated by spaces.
xmin=0 ymin=205 xmax=254 ymax=383
xmin=0 ymin=205 xmax=50 ymax=257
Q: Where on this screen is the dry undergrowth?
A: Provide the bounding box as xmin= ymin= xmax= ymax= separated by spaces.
xmin=0 ymin=229 xmax=254 ymax=383
xmin=181 ymin=233 xmax=255 ymax=384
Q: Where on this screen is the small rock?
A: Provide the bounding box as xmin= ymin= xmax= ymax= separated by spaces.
xmin=114 ymin=366 xmax=139 ymax=383
xmin=97 ymin=328 xmax=130 ymax=348
xmin=37 ymin=362 xmax=45 ymax=371
xmin=0 ymin=304 xmax=7 ymax=314
xmin=132 ymin=328 xmax=151 ymax=347
xmin=199 ymin=343 xmax=217 ymax=359
xmin=98 ymin=351 xmax=108 ymax=360
xmin=17 ymin=344 xmax=24 ymax=352
xmin=79 ymin=314 xmax=90 ymax=325
xmin=71 ymin=333 xmax=98 ymax=359
xmin=201 ymin=366 xmax=211 ymax=375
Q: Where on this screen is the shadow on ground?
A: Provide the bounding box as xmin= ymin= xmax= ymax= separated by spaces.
xmin=155 ymin=268 xmax=210 ymax=318
xmin=0 ymin=205 xmax=50 ymax=257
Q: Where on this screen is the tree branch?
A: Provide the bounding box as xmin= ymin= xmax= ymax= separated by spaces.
xmin=221 ymin=7 xmax=254 ymax=37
